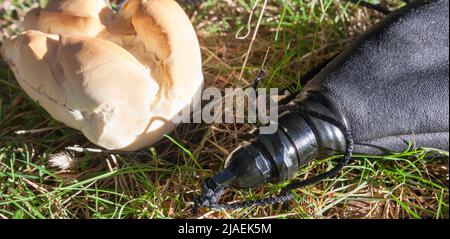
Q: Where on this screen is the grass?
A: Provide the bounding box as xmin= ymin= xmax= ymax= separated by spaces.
xmin=0 ymin=0 xmax=448 ymax=219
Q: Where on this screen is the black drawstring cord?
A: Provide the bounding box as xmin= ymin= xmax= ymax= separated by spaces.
xmin=190 ymin=0 xmax=392 ymax=216
xmin=192 ymin=104 xmax=354 ymax=214
xmin=190 ymin=0 xmax=402 ymax=215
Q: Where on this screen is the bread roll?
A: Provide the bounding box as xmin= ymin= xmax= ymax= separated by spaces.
xmin=1 ymin=0 xmax=204 ymax=150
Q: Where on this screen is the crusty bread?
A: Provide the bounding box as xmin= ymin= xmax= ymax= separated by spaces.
xmin=1 ymin=0 xmax=204 ymax=151
xmin=23 ymin=0 xmax=114 ymax=37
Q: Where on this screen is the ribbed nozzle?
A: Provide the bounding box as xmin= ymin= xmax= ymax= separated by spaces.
xmin=221 ymin=92 xmax=348 ymax=189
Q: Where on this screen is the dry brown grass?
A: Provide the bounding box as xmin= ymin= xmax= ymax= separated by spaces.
xmin=0 ymin=0 xmax=448 ymax=219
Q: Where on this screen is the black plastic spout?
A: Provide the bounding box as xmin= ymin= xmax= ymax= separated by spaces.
xmin=216 ymin=0 xmax=449 ymax=189
xmin=221 ymin=92 xmax=348 ymax=188
xmin=197 ymin=1 xmax=448 ymax=212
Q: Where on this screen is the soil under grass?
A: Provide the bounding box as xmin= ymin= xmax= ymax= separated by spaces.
xmin=0 ymin=0 xmax=448 ymax=219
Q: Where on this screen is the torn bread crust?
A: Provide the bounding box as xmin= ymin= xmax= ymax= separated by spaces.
xmin=23 ymin=1 xmax=114 ymax=38
xmin=1 ymin=0 xmax=203 ymax=151
xmin=2 ymin=31 xmax=160 ymax=150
